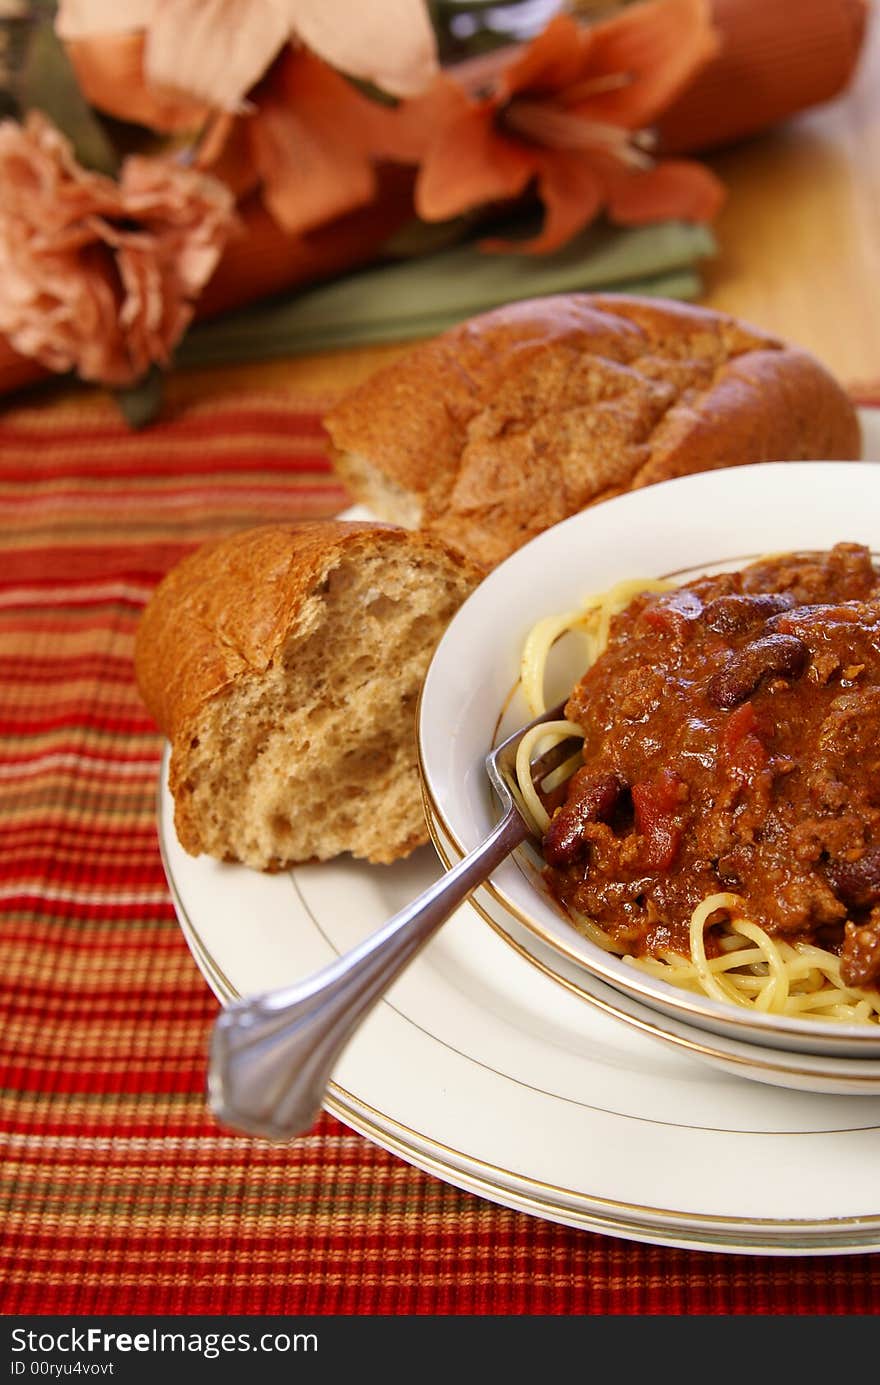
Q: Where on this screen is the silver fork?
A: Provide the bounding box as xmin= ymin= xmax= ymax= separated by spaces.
xmin=207 ymin=701 xmax=579 ymax=1141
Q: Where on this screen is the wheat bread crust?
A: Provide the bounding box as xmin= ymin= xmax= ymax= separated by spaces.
xmin=135 ymin=521 xmax=481 ymax=866
xmin=135 ymin=521 xmax=386 ymax=743
xmin=324 ymin=294 xmax=862 ymax=569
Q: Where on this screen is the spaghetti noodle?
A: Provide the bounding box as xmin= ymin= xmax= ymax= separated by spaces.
xmin=514 ymin=547 xmax=880 ymax=1025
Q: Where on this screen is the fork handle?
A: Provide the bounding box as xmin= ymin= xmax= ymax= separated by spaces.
xmin=208 ymin=807 xmax=528 ymax=1141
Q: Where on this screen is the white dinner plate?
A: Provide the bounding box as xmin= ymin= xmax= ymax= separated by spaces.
xmin=160 ymin=410 xmax=880 ymax=1256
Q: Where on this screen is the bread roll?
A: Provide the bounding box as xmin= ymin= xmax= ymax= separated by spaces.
xmin=324 ymin=294 xmax=861 ymax=570
xmin=135 ymin=521 xmax=481 ymax=868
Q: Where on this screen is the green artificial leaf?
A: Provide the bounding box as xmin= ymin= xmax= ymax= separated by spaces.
xmin=176 ymin=219 xmax=716 ymax=368
xmin=343 ymin=75 xmax=400 ymax=108
xmin=381 ymin=211 xmax=482 ymax=259
xmin=114 ymin=367 xmax=165 ymax=430
xmin=18 ymin=14 xmax=119 ymax=174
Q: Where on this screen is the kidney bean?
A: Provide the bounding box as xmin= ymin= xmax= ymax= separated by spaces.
xmin=704 ymin=592 xmax=797 ymax=634
xmin=543 ymin=771 xmax=625 ymax=867
xmin=707 ymin=633 xmax=809 ymax=709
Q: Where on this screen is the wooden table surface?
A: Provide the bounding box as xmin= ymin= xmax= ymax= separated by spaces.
xmin=158 ymin=7 xmax=880 ymax=409
xmin=699 ymin=8 xmax=880 ymax=387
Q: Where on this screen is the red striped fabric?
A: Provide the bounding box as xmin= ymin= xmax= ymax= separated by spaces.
xmin=1 ymin=381 xmax=879 ymax=1315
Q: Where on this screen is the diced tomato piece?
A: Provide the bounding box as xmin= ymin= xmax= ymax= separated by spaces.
xmin=632 ymin=772 xmax=683 ymax=869
xmin=642 ymin=591 xmax=703 ymax=638
xmin=722 ymin=701 xmax=757 ymax=752
xmin=721 ymin=701 xmax=766 ymax=780
xmin=643 ymin=604 xmax=685 ymax=635
xmin=651 ymin=767 xmax=685 ymax=812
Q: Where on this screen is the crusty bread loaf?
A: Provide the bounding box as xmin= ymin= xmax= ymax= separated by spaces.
xmin=135 ymin=521 xmax=481 ymax=868
xmin=324 ymin=294 xmax=862 ymax=570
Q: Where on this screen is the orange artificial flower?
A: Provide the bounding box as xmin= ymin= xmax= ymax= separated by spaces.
xmin=415 ymin=0 xmax=725 ymax=253
xmin=63 ymin=29 xmax=209 ymax=133
xmin=0 ymin=113 xmax=237 ymax=385
xmin=197 ymin=47 xmax=413 ymax=236
xmin=56 ymin=0 xmax=438 ymax=130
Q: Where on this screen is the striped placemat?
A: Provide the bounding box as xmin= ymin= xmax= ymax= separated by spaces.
xmin=1 ymin=380 xmax=879 ymax=1315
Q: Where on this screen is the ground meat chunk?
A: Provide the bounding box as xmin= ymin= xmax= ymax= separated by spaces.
xmin=841 ymin=915 xmax=880 ymax=988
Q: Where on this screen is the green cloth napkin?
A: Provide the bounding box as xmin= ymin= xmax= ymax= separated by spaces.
xmin=176 ymin=219 xmax=716 ymax=367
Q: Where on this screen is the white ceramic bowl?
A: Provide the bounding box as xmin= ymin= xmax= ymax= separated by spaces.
xmin=418 ymin=462 xmax=880 ymax=1063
